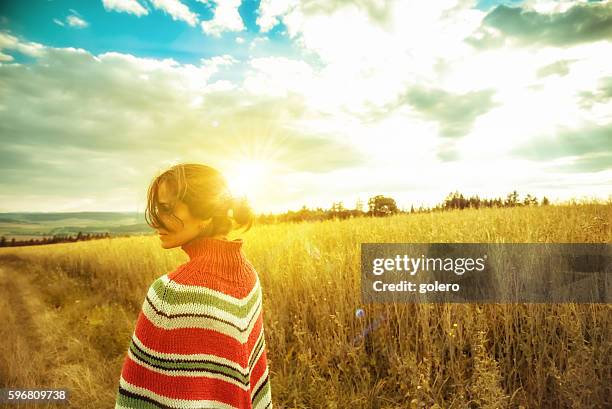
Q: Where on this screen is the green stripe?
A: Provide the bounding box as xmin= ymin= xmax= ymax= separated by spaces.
xmin=151 ymin=279 xmax=260 ymax=318
xmin=129 ymin=341 xmax=249 ymax=384
xmin=117 ymin=389 xmax=165 ymax=409
xmin=252 ymin=377 xmax=271 ymax=408
xmin=143 ymin=293 xmax=262 ymax=335
xmin=248 ymin=335 xmax=265 ymax=370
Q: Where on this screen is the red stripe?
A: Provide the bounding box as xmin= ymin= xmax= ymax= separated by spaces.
xmin=246 ymin=319 xmax=265 ymax=357
xmin=122 ymin=355 xmax=251 ymax=406
xmin=134 ymin=309 xmax=265 ymax=366
xmin=249 ymin=346 xmax=269 ymax=387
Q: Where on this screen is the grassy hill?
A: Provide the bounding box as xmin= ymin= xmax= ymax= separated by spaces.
xmin=0 ymin=211 xmax=151 ymax=239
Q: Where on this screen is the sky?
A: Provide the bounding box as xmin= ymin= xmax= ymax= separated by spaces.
xmin=0 ymin=0 xmax=611 ymax=214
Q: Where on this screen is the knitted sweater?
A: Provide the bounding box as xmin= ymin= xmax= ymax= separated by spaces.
xmin=115 ymin=236 xmax=273 ymax=409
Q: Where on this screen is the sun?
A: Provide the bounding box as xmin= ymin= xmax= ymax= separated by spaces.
xmin=224 ymin=159 xmax=271 ymax=201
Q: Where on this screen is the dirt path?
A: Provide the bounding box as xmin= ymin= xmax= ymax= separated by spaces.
xmin=1 ymin=264 xmax=46 ymax=343
xmin=0 ymin=261 xmax=118 ymax=408
xmin=0 ymin=263 xmax=61 ymax=407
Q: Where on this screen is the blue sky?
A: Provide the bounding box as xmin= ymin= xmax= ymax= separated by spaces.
xmin=0 ymin=0 xmax=527 ymax=66
xmin=1 ymin=0 xmax=300 ymax=65
xmin=1 ymin=0 xmax=611 ymax=213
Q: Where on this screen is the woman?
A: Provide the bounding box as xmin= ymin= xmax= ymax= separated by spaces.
xmin=115 ymin=163 xmax=273 ymax=409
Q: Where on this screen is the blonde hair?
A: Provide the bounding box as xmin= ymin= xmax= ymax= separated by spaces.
xmin=145 ymin=163 xmax=254 ymax=237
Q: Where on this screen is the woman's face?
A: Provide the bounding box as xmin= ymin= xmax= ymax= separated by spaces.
xmin=155 ymin=180 xmax=208 ymax=249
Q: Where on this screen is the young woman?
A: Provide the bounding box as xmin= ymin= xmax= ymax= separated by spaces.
xmin=115 ymin=163 xmax=273 ymax=409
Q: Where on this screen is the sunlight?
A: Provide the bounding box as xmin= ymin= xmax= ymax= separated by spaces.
xmin=224 ymin=159 xmax=271 ymax=200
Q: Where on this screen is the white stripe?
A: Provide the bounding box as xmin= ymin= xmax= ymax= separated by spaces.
xmin=132 ymin=333 xmax=249 ymax=373
xmin=144 ymin=288 xmax=262 ymax=330
xmin=248 ymin=328 xmax=265 ymax=370
xmin=249 ymin=344 xmax=265 ymax=377
xmin=147 ymin=282 xmax=262 ymax=325
xmin=254 ymin=389 xmax=273 ymax=409
xmin=255 ymin=394 xmax=272 ymax=409
xmin=119 ymin=377 xmax=240 ymax=409
xmin=126 ymin=349 xmax=250 ymax=391
xmin=141 ymin=296 xmax=262 ymax=343
xmin=250 ymin=366 xmax=271 ymax=401
xmin=158 ymin=274 xmax=260 ymax=306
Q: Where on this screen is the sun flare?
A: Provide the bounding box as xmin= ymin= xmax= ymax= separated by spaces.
xmin=224 ymin=159 xmax=271 ymax=202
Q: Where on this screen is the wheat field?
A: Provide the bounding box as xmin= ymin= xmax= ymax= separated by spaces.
xmin=0 ymin=202 xmax=610 ymax=408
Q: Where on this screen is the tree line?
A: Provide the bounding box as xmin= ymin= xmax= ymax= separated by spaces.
xmin=0 ymin=232 xmax=111 ymax=247
xmin=255 ymin=190 xmax=551 ymax=224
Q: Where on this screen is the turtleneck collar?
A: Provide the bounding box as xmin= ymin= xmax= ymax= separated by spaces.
xmin=180 ymin=235 xmax=246 ymax=266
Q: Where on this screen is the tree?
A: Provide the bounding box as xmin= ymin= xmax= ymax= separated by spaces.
xmin=523 ymin=194 xmax=538 ymax=206
xmin=444 ymin=191 xmax=470 ymax=210
xmin=505 ymin=190 xmax=520 ymax=207
xmin=330 ymin=201 xmax=345 ymax=213
xmin=367 ymin=195 xmax=398 ymax=216
xmin=468 ymin=195 xmax=481 ymax=209
xmin=541 ymin=196 xmax=550 ymax=206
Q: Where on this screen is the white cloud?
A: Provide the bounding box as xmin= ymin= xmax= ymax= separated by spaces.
xmin=0 ymin=32 xmax=46 ymax=58
xmin=244 ymin=56 xmax=315 ymax=97
xmin=248 ymin=35 xmax=269 ymax=50
xmin=53 ymin=11 xmax=91 ymax=29
xmin=241 ymin=1 xmax=611 ymax=201
xmin=67 ymin=14 xmax=89 ymax=28
xmin=149 ymin=0 xmax=198 ymax=26
xmin=522 ymin=0 xmax=587 ymax=14
xmin=442 ymin=40 xmax=612 ymax=160
xmin=2 ymin=0 xmax=612 ymax=212
xmin=248 ymin=0 xmax=612 ymax=127
xmin=0 ymin=44 xmax=367 ymax=212
xmin=206 ymin=79 xmax=236 ymax=92
xmin=250 ymin=2 xmax=471 ymax=118
xmin=102 ymin=0 xmax=149 ymax=16
xmin=256 ymin=0 xmax=298 ymax=32
xmin=0 ymin=51 xmax=13 ymax=62
xmin=236 ymin=36 xmax=245 ymax=44
xmin=201 ymin=0 xmax=245 ymax=37
xmin=201 ymin=54 xmax=238 ymax=68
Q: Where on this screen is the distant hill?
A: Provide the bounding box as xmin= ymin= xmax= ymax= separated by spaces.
xmin=0 ymin=212 xmax=153 ymax=239
xmin=0 ymin=217 xmax=35 ymax=224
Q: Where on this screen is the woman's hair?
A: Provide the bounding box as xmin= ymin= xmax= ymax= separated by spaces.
xmin=145 ymin=163 xmax=254 ymax=237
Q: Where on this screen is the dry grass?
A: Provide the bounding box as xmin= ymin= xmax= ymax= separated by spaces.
xmin=0 ymin=203 xmax=610 ymax=408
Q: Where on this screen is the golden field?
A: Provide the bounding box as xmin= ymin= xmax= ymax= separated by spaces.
xmin=0 ymin=202 xmax=610 ymax=408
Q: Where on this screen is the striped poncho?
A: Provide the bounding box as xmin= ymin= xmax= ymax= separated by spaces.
xmin=115 ymin=236 xmax=273 ymax=409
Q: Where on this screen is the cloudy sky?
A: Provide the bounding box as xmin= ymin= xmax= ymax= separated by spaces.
xmin=1 ymin=0 xmax=611 ymax=214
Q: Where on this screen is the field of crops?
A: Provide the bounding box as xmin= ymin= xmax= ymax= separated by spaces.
xmin=0 ymin=202 xmax=610 ymax=408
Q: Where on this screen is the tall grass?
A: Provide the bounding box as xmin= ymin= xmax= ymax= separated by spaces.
xmin=0 ymin=203 xmax=610 ymax=408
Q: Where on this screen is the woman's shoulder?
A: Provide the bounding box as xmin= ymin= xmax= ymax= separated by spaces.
xmin=149 ymin=263 xmax=264 ymax=329
xmin=164 ymin=258 xmax=260 ymax=300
